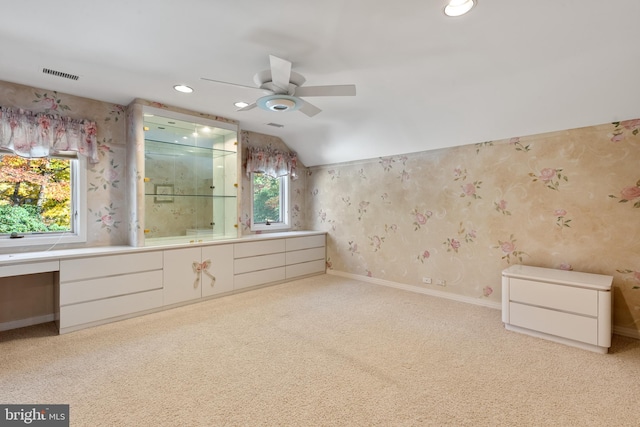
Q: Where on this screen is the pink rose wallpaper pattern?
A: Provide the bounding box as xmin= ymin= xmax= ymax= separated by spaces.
xmin=307 ymin=121 xmax=640 ymax=333
xmin=2 ymin=77 xmax=639 ymax=335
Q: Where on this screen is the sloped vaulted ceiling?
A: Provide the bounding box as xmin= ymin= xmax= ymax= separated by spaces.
xmin=0 ymin=0 xmax=638 ymax=166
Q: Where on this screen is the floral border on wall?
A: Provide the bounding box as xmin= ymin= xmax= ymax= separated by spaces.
xmin=0 ymin=80 xmax=127 ymax=251
xmin=307 ymin=119 xmax=640 ymax=332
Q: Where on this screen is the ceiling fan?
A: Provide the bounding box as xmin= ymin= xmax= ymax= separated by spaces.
xmin=201 ymin=55 xmax=356 ymax=117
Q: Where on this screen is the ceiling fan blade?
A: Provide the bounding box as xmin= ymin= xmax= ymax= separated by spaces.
xmin=237 ymin=102 xmax=257 ymax=112
xmin=298 ymin=99 xmax=322 ymax=117
xmin=269 ymin=55 xmax=292 ymax=93
xmin=200 ymin=77 xmax=270 ymax=93
xmin=294 ymin=84 xmax=356 ymax=97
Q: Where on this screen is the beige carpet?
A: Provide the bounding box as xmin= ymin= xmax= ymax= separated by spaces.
xmin=1 ymin=274 xmax=640 ymax=426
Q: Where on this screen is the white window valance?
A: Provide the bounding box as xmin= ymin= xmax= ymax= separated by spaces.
xmin=0 ymin=106 xmax=99 ymax=163
xmin=245 ymin=145 xmax=298 ymax=180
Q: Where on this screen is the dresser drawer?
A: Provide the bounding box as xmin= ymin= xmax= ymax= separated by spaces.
xmin=234 ymin=253 xmax=286 ymax=275
xmin=286 ymin=235 xmax=325 ymax=251
xmin=60 ymin=251 xmax=163 ymax=282
xmin=286 ymin=259 xmax=325 ymax=279
xmin=234 ymin=267 xmax=286 ymax=290
xmin=286 ymin=247 xmax=325 ymax=265
xmin=510 ymin=302 xmax=598 ymax=345
xmin=234 ymin=239 xmax=286 ymax=258
xmin=60 ymin=289 xmax=163 ymax=329
xmin=60 ymin=270 xmax=163 ymax=306
xmin=509 ymin=278 xmax=598 ymax=316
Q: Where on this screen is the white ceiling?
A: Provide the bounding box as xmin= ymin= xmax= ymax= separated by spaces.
xmin=1 ymin=1 xmax=638 ymax=166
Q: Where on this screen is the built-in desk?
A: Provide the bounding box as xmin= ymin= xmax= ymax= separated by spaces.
xmin=0 ymin=260 xmax=60 ymax=278
xmin=0 ymin=231 xmax=326 ymax=334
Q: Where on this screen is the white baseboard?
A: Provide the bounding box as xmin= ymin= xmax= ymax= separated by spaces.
xmin=327 ymin=270 xmax=502 ymax=310
xmin=0 ymin=314 xmax=55 ymax=332
xmin=613 ymin=325 xmax=640 ymax=340
xmin=328 ymin=270 xmax=640 ymax=341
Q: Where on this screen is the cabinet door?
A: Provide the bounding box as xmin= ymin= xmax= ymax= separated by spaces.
xmin=163 ymin=247 xmax=202 ymax=305
xmin=201 ymin=245 xmax=234 ymax=297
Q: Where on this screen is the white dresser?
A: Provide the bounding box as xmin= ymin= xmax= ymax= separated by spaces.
xmin=502 ymin=265 xmax=612 ymax=353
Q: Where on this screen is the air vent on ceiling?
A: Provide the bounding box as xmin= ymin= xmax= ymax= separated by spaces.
xmin=266 ymin=123 xmax=284 ymax=128
xmin=42 ymin=68 xmax=79 ymax=81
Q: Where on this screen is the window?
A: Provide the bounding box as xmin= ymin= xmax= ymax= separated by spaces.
xmin=0 ymin=153 xmax=86 ymax=247
xmin=250 ymin=172 xmax=290 ymax=231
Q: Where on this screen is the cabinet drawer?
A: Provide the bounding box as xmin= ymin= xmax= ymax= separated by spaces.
xmin=0 ymin=260 xmax=59 ymax=278
xmin=59 ymin=289 xmax=163 ymax=329
xmin=509 ymin=302 xmax=598 ymax=345
xmin=286 ymin=247 xmax=325 ymax=265
xmin=234 ymin=253 xmax=285 ymax=275
xmin=60 ymin=270 xmax=163 ymax=306
xmin=286 ymin=259 xmax=325 ymax=279
xmin=509 ymin=278 xmax=597 ymax=316
xmin=234 ymin=267 xmax=286 ymax=290
xmin=286 ymin=235 xmax=325 ymax=251
xmin=60 ymin=252 xmax=163 ymax=282
xmin=234 ymin=240 xmax=286 ymax=258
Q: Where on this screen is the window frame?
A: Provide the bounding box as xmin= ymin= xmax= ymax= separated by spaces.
xmin=250 ymin=172 xmax=291 ymax=232
xmin=0 ymin=153 xmax=87 ymax=248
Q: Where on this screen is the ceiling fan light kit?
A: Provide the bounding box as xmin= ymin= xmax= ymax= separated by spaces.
xmin=444 ymin=0 xmax=476 ymax=17
xmin=201 ymin=54 xmax=356 ymax=118
xmin=257 ymin=95 xmax=300 ymax=113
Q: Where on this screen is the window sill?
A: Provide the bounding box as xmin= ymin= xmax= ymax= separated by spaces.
xmin=250 ymin=223 xmax=291 ymax=232
xmin=0 ymin=232 xmax=86 ymax=248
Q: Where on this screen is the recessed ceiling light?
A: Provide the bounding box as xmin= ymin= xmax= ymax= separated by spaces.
xmin=173 ymin=84 xmax=194 ymax=93
xmin=444 ymin=0 xmax=476 ymax=17
xmin=234 ymin=101 xmax=249 ymax=108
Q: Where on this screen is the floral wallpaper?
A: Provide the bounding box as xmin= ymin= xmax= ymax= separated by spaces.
xmin=0 ymin=80 xmax=127 ymax=252
xmin=306 ymin=120 xmax=640 ymax=334
xmin=2 ymin=78 xmax=638 ymax=336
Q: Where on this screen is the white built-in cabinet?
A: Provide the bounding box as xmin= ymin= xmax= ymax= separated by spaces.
xmin=234 ymin=239 xmax=287 ymax=290
xmin=234 ymin=234 xmax=326 ymax=290
xmin=285 ymin=235 xmax=327 ymax=279
xmin=58 ymin=252 xmax=164 ymax=333
xmin=0 ymin=232 xmax=326 ymax=334
xmin=163 ymin=245 xmax=234 ymax=306
xmin=126 ymin=100 xmax=241 ymax=247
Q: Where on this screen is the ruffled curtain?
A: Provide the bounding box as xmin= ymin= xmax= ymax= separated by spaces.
xmin=246 ymin=145 xmax=298 ymax=180
xmin=0 ymin=106 xmax=99 ymax=163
